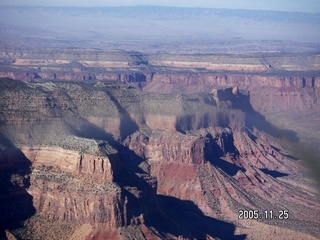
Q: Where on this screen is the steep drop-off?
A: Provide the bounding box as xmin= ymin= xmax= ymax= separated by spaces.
xmin=0 ymin=78 xmax=319 ymax=239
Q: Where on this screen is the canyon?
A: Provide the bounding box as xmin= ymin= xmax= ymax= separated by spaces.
xmin=0 ymin=4 xmax=319 ymax=239
xmin=0 ymin=48 xmax=320 ymax=240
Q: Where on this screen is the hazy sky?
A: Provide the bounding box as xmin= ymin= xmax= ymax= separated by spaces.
xmin=1 ymin=0 xmax=320 ymax=13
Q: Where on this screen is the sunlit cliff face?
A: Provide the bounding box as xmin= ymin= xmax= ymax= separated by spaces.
xmin=0 ymin=3 xmax=319 ymax=238
xmin=1 ymin=77 xmax=320 ymax=239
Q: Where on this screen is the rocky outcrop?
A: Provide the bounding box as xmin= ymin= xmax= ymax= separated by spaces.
xmin=122 ymin=123 xmax=320 ymax=236
xmin=0 ymin=77 xmax=319 ymax=239
xmin=20 ymin=144 xmax=120 ymax=183
xmin=145 ymin=73 xmax=320 ymax=113
xmin=29 ymin=165 xmax=124 ymax=227
xmin=0 ymin=140 xmax=126 ymax=237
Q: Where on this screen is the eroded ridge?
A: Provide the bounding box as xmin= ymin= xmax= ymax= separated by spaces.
xmin=0 ymin=77 xmax=319 ymax=239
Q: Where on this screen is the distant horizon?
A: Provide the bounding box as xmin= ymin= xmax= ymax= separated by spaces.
xmin=0 ymin=0 xmax=319 ymax=13
xmin=1 ymin=4 xmax=320 ymax=13
xmin=1 ymin=0 xmax=319 ymax=52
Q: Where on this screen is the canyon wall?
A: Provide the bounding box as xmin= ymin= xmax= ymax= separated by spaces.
xmin=0 ymin=77 xmax=319 ymax=239
xmin=144 ymin=73 xmax=320 ymax=114
xmin=0 ymin=144 xmax=127 ymax=239
xmin=1 ymin=50 xmax=319 ymax=123
xmin=1 ymin=68 xmax=318 ymax=116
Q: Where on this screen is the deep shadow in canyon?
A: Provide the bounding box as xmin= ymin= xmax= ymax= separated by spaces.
xmin=0 ymin=133 xmax=36 ymax=239
xmin=210 ymin=158 xmax=246 ymax=177
xmin=146 ymin=195 xmax=247 ymax=240
xmin=0 ymin=80 xmax=303 ymax=238
xmin=67 ymin=119 xmax=246 ymax=239
xmin=67 ymin=119 xmax=163 ymax=217
xmin=204 ymin=133 xmax=245 ymax=177
xmin=231 ymin=92 xmax=299 ymax=143
xmin=260 ymin=168 xmax=289 ymax=178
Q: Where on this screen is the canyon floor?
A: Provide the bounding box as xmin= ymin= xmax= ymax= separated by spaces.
xmin=0 ymin=48 xmax=320 ymax=240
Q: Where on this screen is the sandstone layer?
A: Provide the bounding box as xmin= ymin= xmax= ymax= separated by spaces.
xmin=1 ymin=49 xmax=319 ymax=118
xmin=0 ymin=77 xmax=319 ymax=239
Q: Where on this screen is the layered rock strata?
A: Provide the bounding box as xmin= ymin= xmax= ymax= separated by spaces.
xmin=1 ymin=49 xmax=319 ymax=118
xmin=0 ymin=77 xmax=319 ymax=239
